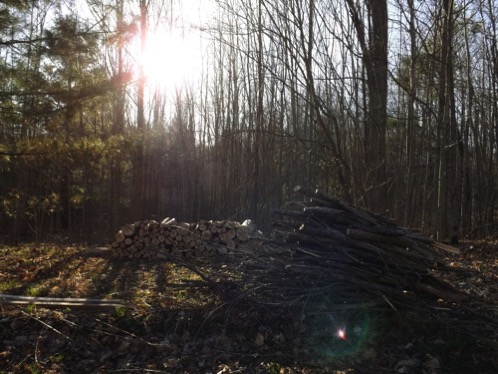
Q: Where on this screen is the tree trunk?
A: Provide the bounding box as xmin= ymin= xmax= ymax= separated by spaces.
xmin=436 ymin=0 xmax=459 ymax=241
xmin=110 ymin=1 xmax=126 ymax=232
xmin=346 ymin=0 xmax=388 ymax=212
xmin=133 ymin=0 xmax=147 ymax=220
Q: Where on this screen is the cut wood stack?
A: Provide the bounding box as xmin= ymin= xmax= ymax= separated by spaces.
xmin=110 ymin=218 xmax=262 ymax=259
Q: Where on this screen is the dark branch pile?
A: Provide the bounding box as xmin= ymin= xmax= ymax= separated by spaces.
xmin=199 ymin=186 xmax=470 ymax=313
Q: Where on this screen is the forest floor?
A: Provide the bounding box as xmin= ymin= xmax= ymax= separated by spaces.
xmin=0 ymin=239 xmax=497 ymax=373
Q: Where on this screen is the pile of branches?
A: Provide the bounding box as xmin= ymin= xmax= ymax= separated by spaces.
xmin=197 ymin=186 xmax=470 ymax=312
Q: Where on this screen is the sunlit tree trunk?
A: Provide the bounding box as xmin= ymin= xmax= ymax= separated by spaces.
xmin=110 ymin=0 xmax=126 ymax=232
xmin=132 ymin=0 xmax=147 ymax=220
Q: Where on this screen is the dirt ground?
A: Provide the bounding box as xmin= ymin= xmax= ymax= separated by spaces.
xmin=0 ymin=240 xmax=497 ymax=373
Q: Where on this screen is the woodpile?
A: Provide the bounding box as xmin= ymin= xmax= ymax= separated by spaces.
xmin=109 ymin=186 xmax=469 ymax=312
xmin=110 ymin=218 xmax=262 ymax=259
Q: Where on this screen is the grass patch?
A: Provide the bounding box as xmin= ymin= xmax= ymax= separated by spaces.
xmin=0 ymin=280 xmax=23 ymax=293
xmin=26 ymin=285 xmax=44 ymax=296
xmin=49 ymin=353 xmax=64 ymax=364
xmin=24 ymin=303 xmax=36 ymax=314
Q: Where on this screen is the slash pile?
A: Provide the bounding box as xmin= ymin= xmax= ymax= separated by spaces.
xmin=251 ymin=185 xmax=468 ymax=309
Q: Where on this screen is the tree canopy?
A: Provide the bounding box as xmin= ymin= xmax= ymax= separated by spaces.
xmin=1 ymin=0 xmax=496 ymax=243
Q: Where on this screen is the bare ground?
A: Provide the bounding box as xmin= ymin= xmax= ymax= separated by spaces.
xmin=0 ymin=240 xmax=497 ymax=373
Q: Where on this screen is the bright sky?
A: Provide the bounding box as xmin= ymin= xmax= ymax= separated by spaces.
xmin=75 ymin=0 xmax=216 ymax=94
xmin=144 ymin=0 xmax=216 ymax=91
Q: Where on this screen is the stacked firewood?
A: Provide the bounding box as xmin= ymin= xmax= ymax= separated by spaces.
xmin=111 ymin=218 xmax=262 ymax=259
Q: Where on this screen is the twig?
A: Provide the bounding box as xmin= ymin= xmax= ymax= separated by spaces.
xmin=21 ymin=310 xmax=73 ymax=342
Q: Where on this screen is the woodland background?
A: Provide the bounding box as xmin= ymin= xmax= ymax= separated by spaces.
xmin=0 ymin=0 xmax=496 ymax=244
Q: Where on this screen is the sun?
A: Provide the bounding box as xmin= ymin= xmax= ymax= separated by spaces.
xmin=129 ymin=0 xmax=216 ymax=95
xmin=136 ymin=25 xmax=204 ymax=92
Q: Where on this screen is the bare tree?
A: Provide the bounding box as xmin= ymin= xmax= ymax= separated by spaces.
xmin=345 ymin=0 xmax=388 ymax=212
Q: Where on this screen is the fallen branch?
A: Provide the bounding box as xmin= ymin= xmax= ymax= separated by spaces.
xmin=0 ymin=294 xmax=125 ymax=310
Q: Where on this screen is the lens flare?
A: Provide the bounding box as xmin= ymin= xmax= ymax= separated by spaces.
xmin=337 ymin=327 xmax=347 ymax=341
xmin=302 ymin=303 xmax=372 ymax=361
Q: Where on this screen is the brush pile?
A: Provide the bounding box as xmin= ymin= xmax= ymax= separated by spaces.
xmin=229 ymin=186 xmax=468 ymax=311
